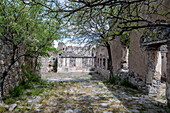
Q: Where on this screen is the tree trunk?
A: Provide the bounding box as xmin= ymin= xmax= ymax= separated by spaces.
xmin=34 ymin=56 xmax=38 ymax=72
xmin=0 ymin=71 xmax=7 ymax=98
xmin=105 ymin=42 xmax=114 ymax=79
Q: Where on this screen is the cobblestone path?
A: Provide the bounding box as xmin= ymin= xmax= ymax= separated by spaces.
xmin=8 ymin=72 xmax=168 ymax=112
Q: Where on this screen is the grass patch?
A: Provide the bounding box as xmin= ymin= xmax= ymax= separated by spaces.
xmin=95 ymin=72 xmax=100 ymax=74
xmin=94 ymin=81 xmax=99 ymax=84
xmin=0 ymin=106 xmax=5 ymax=112
xmin=103 ymin=76 xmax=139 ymax=91
xmin=3 ymin=72 xmax=50 ymax=104
xmin=104 ymin=76 xmax=120 ymax=85
xmin=3 ymin=98 xmax=16 ymax=104
xmin=26 ymin=88 xmax=44 ymax=96
xmin=124 ymin=88 xmax=137 ymax=95
xmin=9 ymin=85 xmax=24 ymax=97
xmin=120 ymin=80 xmax=138 ymax=89
xmin=88 ymin=72 xmax=93 ymax=75
xmin=161 ymin=94 xmax=166 ymax=100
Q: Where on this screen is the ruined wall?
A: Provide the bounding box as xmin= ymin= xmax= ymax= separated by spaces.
xmin=40 ymin=57 xmax=50 ymax=73
xmin=129 ymin=32 xmax=148 ymax=77
xmin=41 ymin=52 xmax=57 ymax=73
xmin=166 ymin=39 xmax=170 ymax=107
xmin=57 ymin=43 xmax=95 ymax=73
xmin=95 ymin=46 xmax=110 ymax=78
xmin=0 ymin=39 xmax=24 ymax=95
xmin=57 ymin=57 xmax=95 ymax=72
xmin=110 ymin=38 xmax=122 ymax=74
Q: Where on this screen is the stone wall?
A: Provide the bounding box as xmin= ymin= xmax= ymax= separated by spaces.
xmin=57 ymin=43 xmax=95 ymax=73
xmin=110 ymin=38 xmax=123 ymax=74
xmin=40 ymin=52 xmax=57 ymax=74
xmin=58 ymin=57 xmax=95 ymax=72
xmin=0 ymin=37 xmax=39 ymax=96
xmin=95 ymin=46 xmax=110 ymax=78
xmin=166 ymin=39 xmax=170 ymax=107
xmin=0 ymin=38 xmax=24 ymax=95
xmin=129 ymin=32 xmax=148 ymax=78
xmin=95 ymin=32 xmax=168 ymax=98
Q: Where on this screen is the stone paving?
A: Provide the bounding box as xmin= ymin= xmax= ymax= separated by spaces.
xmin=4 ymin=72 xmax=169 ymax=112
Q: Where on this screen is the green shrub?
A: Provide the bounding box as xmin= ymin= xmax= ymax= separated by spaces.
xmin=0 ymin=106 xmax=5 ymax=112
xmin=29 ymin=74 xmax=41 ymax=83
xmin=104 ymin=76 xmax=120 ymax=85
xmin=95 ymin=72 xmax=100 ymax=74
xmin=31 ymin=88 xmax=44 ymax=96
xmin=26 ymin=92 xmax=32 ymax=96
xmin=3 ymin=98 xmax=16 ymax=104
xmin=9 ymin=86 xmax=24 ymax=97
xmin=120 ymin=80 xmax=138 ymax=89
xmin=88 ymin=72 xmax=93 ymax=75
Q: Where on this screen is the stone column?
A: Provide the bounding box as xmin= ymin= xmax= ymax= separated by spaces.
xmin=99 ymin=56 xmax=100 ymax=67
xmin=62 ymin=58 xmax=64 ymax=67
xmin=101 ymin=57 xmax=103 ymax=69
xmin=105 ymin=57 xmax=107 ymax=70
xmin=167 ymin=39 xmax=170 ymax=108
xmin=67 ymin=58 xmax=70 ymax=67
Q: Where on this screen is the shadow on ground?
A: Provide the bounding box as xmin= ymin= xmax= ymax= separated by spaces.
xmin=40 ymin=72 xmax=170 ymax=113
xmin=90 ymin=72 xmax=169 ymax=113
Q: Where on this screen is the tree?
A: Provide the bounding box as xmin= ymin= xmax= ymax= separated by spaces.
xmin=23 ymin=0 xmax=169 ymax=78
xmin=20 ymin=0 xmax=170 ymax=107
xmin=0 ymin=0 xmax=61 ymax=98
xmin=65 ymin=6 xmax=119 ymax=78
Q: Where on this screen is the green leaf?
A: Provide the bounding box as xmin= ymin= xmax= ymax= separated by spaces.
xmin=162 ymin=11 xmax=167 ymax=17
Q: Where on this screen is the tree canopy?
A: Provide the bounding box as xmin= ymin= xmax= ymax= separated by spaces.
xmin=0 ymin=0 xmax=62 ymax=97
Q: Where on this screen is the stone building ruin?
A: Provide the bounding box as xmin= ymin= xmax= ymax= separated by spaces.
xmin=94 ymin=26 xmax=169 ymax=106
xmin=40 ymin=52 xmax=57 ymax=74
xmin=57 ymin=42 xmax=95 ymax=72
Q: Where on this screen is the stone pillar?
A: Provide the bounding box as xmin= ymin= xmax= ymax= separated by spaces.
xmin=106 ymin=57 xmax=108 ymax=70
xmin=98 ymin=56 xmax=100 ymax=67
xmin=62 ymin=58 xmax=64 ymax=68
xmin=67 ymin=58 xmax=70 ymax=67
xmin=167 ymin=39 xmax=170 ymax=108
xmin=101 ymin=57 xmax=103 ymax=69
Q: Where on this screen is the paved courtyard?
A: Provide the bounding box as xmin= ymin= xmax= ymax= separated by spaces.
xmin=4 ymin=72 xmax=169 ymax=112
xmin=39 ymin=72 xmax=168 ymax=113
xmin=42 ymin=72 xmax=104 ymax=81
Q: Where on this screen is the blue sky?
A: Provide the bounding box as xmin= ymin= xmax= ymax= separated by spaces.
xmin=58 ymin=0 xmax=65 ymax=3
xmin=54 ymin=0 xmax=86 ymax=48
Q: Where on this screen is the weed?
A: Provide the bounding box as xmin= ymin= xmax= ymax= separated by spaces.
xmin=161 ymin=94 xmax=166 ymax=100
xmin=3 ymin=98 xmax=15 ymax=104
xmin=37 ymin=98 xmax=44 ymax=104
xmin=17 ymin=97 xmax=26 ymax=101
xmin=26 ymin=92 xmax=32 ymax=96
xmin=104 ymin=76 xmax=120 ymax=85
xmin=100 ymin=97 xmax=106 ymax=100
xmin=0 ymin=106 xmax=5 ymax=112
xmin=94 ymin=81 xmax=99 ymax=84
xmin=30 ymin=88 xmax=44 ymax=96
xmin=44 ymin=93 xmax=50 ymax=98
xmin=99 ymin=85 xmax=104 ymax=88
xmin=124 ymin=88 xmax=137 ymax=95
xmin=120 ymin=80 xmax=138 ymax=89
xmin=9 ymin=86 xmax=24 ymax=97
xmin=95 ymin=72 xmax=100 ymax=74
xmin=88 ymin=72 xmax=93 ymax=75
